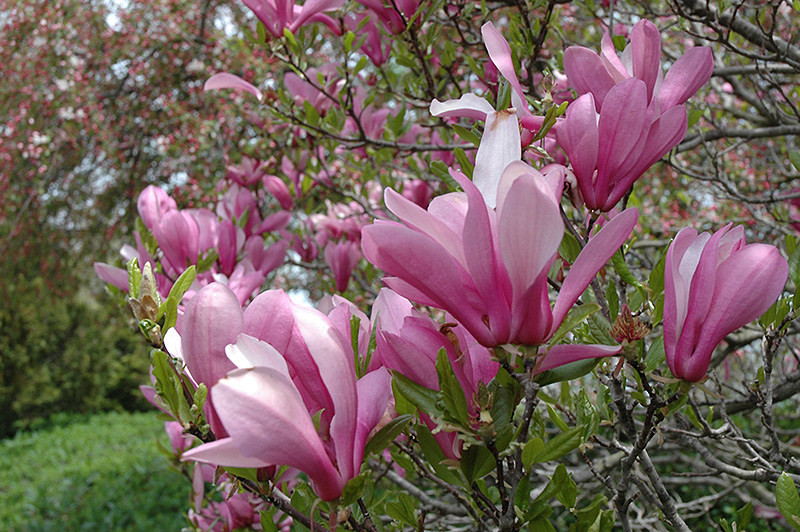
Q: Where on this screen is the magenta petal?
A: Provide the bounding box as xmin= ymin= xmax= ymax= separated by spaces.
xmin=535 ymin=344 xmax=621 ymax=374
xmin=182 ymin=283 xmax=242 ymax=389
xmin=630 ymin=20 xmax=662 ymax=103
xmin=557 ymin=93 xmax=599 ymax=207
xmin=552 ymin=208 xmax=639 ymax=330
xmin=482 ymin=22 xmax=528 ymax=112
xmin=658 ymin=47 xmax=714 ymax=110
xmin=289 ymin=0 xmax=345 ymax=32
xmin=681 ymin=244 xmax=788 ymax=381
xmin=204 ymin=73 xmax=263 ymax=102
xmin=563 ymin=46 xmax=616 ymax=108
xmin=353 ymin=368 xmax=392 ymax=473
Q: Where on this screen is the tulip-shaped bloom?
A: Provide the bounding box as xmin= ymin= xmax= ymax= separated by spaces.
xmin=664 ymin=225 xmax=788 ymax=382
xmin=558 ymin=20 xmax=713 ymax=212
xmin=362 ymin=160 xmax=638 ymax=367
xmin=556 ymin=78 xmax=689 ymax=211
xmin=182 ymin=290 xmax=392 ymax=502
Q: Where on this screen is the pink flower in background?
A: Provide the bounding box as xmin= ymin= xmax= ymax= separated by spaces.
xmin=664 ymin=225 xmax=788 ymax=382
xmin=324 ymin=240 xmax=361 ymax=292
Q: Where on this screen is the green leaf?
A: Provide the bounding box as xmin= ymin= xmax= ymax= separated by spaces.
xmin=606 ymin=281 xmax=619 ymax=322
xmin=546 ymin=403 xmax=569 ymax=432
xmin=548 ymin=303 xmax=600 ymax=347
xmin=452 ymin=124 xmax=481 ymax=146
xmin=644 ymin=337 xmax=666 ymax=372
xmin=789 ymin=245 xmax=800 ymax=288
xmin=436 ymin=349 xmax=470 ymax=427
xmin=340 ymin=472 xmax=369 ymax=506
xmin=223 ymin=466 xmax=259 ymax=483
xmin=392 ymin=372 xmax=441 ymax=417
xmin=737 ymin=501 xmax=753 ymax=530
xmin=454 ymin=147 xmax=474 ymax=179
xmin=126 ymin=258 xmax=141 ymax=299
xmin=256 ymin=21 xmax=267 ymax=44
xmin=460 ymin=445 xmax=496 ymax=484
xmin=612 ymin=250 xmax=642 ymax=289
xmin=415 ymin=424 xmax=462 ymax=485
xmin=522 ymin=437 xmax=545 ymax=469
xmin=343 ymin=30 xmax=355 ymax=54
xmin=363 ymin=414 xmax=413 ymax=456
xmin=776 ymin=472 xmax=800 ymax=531
xmin=536 ymin=426 xmax=582 ymax=463
xmin=559 ymin=232 xmax=582 ymax=263
xmin=167 ymin=266 xmax=196 ymax=305
xmin=386 ymin=492 xmax=417 ymax=527
xmin=790 ymin=150 xmax=800 ymax=172
xmin=649 ymin=248 xmax=667 ymax=297
xmin=534 ymin=358 xmax=601 ymax=386
xmin=303 ymin=100 xmax=319 ymax=127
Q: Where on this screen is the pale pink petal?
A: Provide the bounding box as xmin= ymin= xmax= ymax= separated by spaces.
xmin=473 ymin=109 xmax=521 ymax=208
xmin=535 ymin=344 xmax=621 ymax=374
xmin=430 ymin=93 xmax=494 ymax=121
xmin=205 ymin=73 xmax=263 ymax=102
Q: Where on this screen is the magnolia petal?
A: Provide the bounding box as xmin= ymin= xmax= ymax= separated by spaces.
xmin=210 ymin=367 xmax=344 ymax=501
xmin=658 ymin=47 xmax=714 ymax=110
xmin=630 ymin=20 xmax=662 ymax=103
xmin=225 ymin=333 xmax=290 ymax=378
xmin=557 ymin=93 xmax=599 ymax=207
xmin=430 ymin=93 xmax=494 ymax=121
xmin=552 ymin=208 xmax=638 ymax=330
xmin=473 ymin=109 xmax=521 ymax=209
xmin=205 ymin=73 xmax=263 ymax=102
xmin=563 ymin=46 xmax=616 ymax=108
xmin=535 ymin=343 xmax=621 ymax=374
xmin=482 ymin=22 xmax=529 ymax=115
xmin=182 ymin=437 xmax=272 ymax=468
xmin=352 ymin=368 xmax=393 ymax=473
xmin=289 ymin=0 xmax=346 ymax=32
xmin=93 ymin=262 xmax=130 ymax=292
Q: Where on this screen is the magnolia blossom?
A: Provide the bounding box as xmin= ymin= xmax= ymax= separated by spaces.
xmin=363 ymin=160 xmax=637 ymax=362
xmin=664 ymin=225 xmax=788 ymax=382
xmin=558 ymin=19 xmax=713 ymax=211
xmin=182 ymin=289 xmax=393 ymax=501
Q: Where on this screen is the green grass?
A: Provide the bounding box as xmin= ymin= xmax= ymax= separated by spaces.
xmin=0 ymin=411 xmax=190 ymax=532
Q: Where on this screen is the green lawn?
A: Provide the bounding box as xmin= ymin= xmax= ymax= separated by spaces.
xmin=0 ymin=411 xmax=189 ymax=532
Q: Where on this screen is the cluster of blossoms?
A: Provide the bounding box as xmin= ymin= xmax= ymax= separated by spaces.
xmin=97 ymin=7 xmax=791 ymax=528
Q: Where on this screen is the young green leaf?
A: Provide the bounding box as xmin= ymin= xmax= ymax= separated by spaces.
xmin=776 ymin=472 xmax=800 ymax=532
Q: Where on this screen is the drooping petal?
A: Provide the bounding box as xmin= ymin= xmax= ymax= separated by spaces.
xmin=430 ymin=93 xmax=495 ymax=121
xmin=93 ymin=262 xmax=130 ymax=292
xmin=352 ymin=368 xmax=393 ymax=474
xmin=535 ymin=343 xmax=621 ymax=374
xmin=204 ymin=73 xmax=263 ymax=102
xmin=289 ymin=0 xmax=346 ymax=32
xmin=182 ymin=437 xmax=273 ymax=469
xmin=482 ymin=22 xmax=529 ymax=116
xmin=552 ymin=208 xmax=639 ymax=331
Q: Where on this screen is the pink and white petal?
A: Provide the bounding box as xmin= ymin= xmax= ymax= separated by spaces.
xmin=473 ymin=109 xmax=521 ymax=209
xmin=225 ymin=333 xmax=290 ymax=377
xmin=658 ymin=47 xmax=714 ymax=110
xmin=94 ymin=262 xmax=130 ymax=292
xmin=182 ymin=437 xmax=273 ymax=469
xmin=352 ymin=368 xmax=393 ymax=473
xmin=430 ymin=94 xmax=494 ymax=121
xmin=211 ymin=367 xmax=344 ymax=501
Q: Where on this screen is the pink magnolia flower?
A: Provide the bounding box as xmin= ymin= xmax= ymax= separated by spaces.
xmin=664 ymin=225 xmax=788 ymax=382
xmin=182 ymin=290 xmax=393 ymax=501
xmin=558 ymin=20 xmax=713 ymax=211
xmin=563 ymin=19 xmax=714 ymax=113
xmin=137 ymin=185 xmax=177 ymax=231
xmin=556 ymin=77 xmax=689 ymax=211
xmin=324 ymin=240 xmax=361 ymax=292
xmin=362 ymin=159 xmax=638 ymax=362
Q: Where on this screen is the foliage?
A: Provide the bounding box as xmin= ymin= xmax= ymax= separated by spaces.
xmin=0 ymin=276 xmax=150 ymax=437
xmin=0 ymin=411 xmax=188 ymax=532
